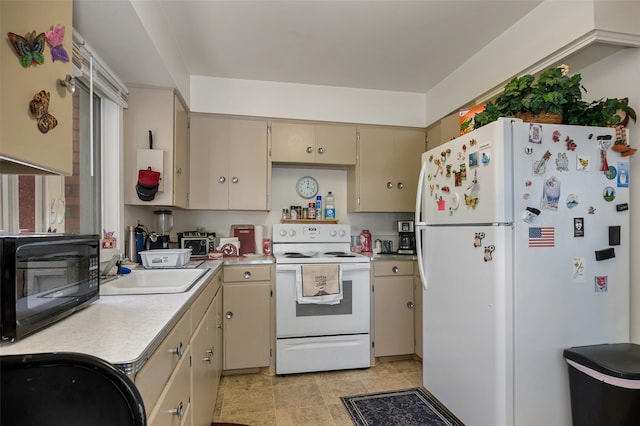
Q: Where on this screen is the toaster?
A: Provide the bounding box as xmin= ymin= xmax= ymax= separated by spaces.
xmin=178 ymin=232 xmax=216 ymax=257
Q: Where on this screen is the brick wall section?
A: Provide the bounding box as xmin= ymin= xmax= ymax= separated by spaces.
xmin=64 ymin=90 xmax=81 ymax=234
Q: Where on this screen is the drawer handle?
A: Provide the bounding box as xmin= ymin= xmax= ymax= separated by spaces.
xmin=218 ymin=176 xmax=226 ymax=183
xmin=170 ymin=342 xmax=184 ymax=358
xmin=317 ymin=147 xmax=325 ymax=154
xmin=203 ymin=347 xmax=214 ymax=363
xmin=169 ymin=401 xmax=184 ymax=420
xmin=225 ymin=311 xmax=233 ymax=319
xmin=243 ymin=271 xmax=251 ymax=279
xmin=387 ymin=181 xmax=393 ymax=189
xmin=407 ymin=301 xmax=415 ymax=309
xmin=392 ymin=266 xmax=399 ymax=273
xmin=232 ymin=176 xmax=239 ymax=184
xmin=306 ymin=146 xmax=313 ymax=153
xmin=397 ymin=182 xmax=404 ymax=189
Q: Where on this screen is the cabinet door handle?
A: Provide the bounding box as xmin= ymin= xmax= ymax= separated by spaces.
xmin=243 ymin=271 xmax=252 ymax=279
xmin=387 ymin=181 xmax=393 ymax=189
xmin=397 ymin=182 xmax=404 ymax=189
xmin=392 ymin=266 xmax=399 ymax=273
xmin=231 ymin=176 xmax=239 ymax=184
xmin=218 ymin=176 xmax=226 ymax=183
xmin=203 ymin=356 xmax=212 ymax=363
xmin=225 ymin=311 xmax=233 ymax=319
xmin=217 ymin=322 xmax=223 ymax=329
xmin=407 ymin=301 xmax=415 ymax=309
xmin=176 ymin=167 xmax=182 ymax=176
xmin=170 ymin=342 xmax=184 ymax=358
xmin=306 ymin=146 xmax=313 ymax=153
xmin=317 ymin=147 xmax=325 ymax=154
xmin=169 ymin=401 xmax=184 ymax=420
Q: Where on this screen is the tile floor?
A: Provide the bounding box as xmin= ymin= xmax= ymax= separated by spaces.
xmin=213 ymin=358 xmax=423 ymax=425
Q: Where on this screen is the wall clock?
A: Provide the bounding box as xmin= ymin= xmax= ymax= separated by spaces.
xmin=296 ymin=176 xmax=319 ymax=199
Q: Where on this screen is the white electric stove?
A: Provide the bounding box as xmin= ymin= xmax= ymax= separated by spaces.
xmin=272 ymin=223 xmax=371 ymax=374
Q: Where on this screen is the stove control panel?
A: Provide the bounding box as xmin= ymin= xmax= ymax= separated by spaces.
xmin=273 ymin=223 xmax=350 ymax=243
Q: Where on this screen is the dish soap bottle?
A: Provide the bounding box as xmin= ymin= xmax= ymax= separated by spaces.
xmin=325 ymin=191 xmax=335 ymax=219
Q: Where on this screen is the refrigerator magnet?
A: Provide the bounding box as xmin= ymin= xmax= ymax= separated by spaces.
xmin=572 ymin=257 xmax=585 ymax=283
xmin=573 ymin=217 xmax=584 ymax=237
xmin=603 ymin=187 xmax=616 ymax=202
xmin=541 ymin=176 xmax=561 ymax=211
xmin=566 ymin=194 xmax=579 ymax=209
xmin=617 ymin=162 xmax=629 ymax=187
xmin=595 ymin=276 xmax=608 ymax=292
xmin=522 ymin=207 xmax=540 ymax=223
xmin=604 ymin=165 xmax=617 ymax=180
xmin=483 ymin=245 xmax=495 ymax=262
xmin=473 ymin=232 xmax=485 ymax=247
xmin=576 ymin=156 xmax=590 ymax=171
xmin=469 ymin=152 xmax=479 ymax=167
xmin=529 ymin=124 xmax=543 ymax=144
xmin=450 ymin=193 xmax=460 ymax=210
xmin=555 ymin=153 xmax=569 ymax=171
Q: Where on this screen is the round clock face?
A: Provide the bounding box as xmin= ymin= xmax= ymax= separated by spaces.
xmin=296 ymin=176 xmax=319 ymax=199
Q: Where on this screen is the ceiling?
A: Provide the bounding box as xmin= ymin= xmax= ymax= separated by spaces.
xmin=73 ymin=0 xmax=543 ymax=94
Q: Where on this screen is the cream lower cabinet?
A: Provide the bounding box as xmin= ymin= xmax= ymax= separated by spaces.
xmin=372 ymin=260 xmax=415 ymax=357
xmin=189 ymin=115 xmax=269 ymax=210
xmin=348 ymin=127 xmax=425 ymax=212
xmin=134 ymin=271 xmax=221 ymax=426
xmin=124 ymin=85 xmax=189 ymax=207
xmin=191 ymin=269 xmax=222 ymax=426
xmin=271 ymin=121 xmax=357 ymax=165
xmin=222 ymin=265 xmax=272 ymax=370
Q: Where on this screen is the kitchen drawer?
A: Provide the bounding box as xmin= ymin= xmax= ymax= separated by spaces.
xmin=147 ymin=345 xmax=191 ymax=426
xmin=373 ymin=260 xmax=414 ymax=277
xmin=135 ymin=311 xmax=190 ymax=411
xmin=223 ymin=265 xmax=271 ymax=282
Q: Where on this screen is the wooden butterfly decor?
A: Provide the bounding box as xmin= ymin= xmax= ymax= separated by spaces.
xmin=7 ymin=31 xmax=46 ymax=68
xmin=45 ymin=24 xmax=69 ymax=63
xmin=29 ymin=91 xmax=58 ymax=134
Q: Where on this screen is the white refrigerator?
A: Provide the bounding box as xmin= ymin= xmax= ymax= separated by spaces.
xmin=415 ymin=118 xmax=630 ymax=426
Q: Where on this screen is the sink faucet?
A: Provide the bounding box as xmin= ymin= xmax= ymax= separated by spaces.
xmin=102 ymin=254 xmax=123 ymax=277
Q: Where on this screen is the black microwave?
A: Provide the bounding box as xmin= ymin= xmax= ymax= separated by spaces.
xmin=0 ymin=234 xmax=100 ymax=341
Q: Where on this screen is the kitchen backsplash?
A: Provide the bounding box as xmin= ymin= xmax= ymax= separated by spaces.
xmin=125 ymin=166 xmax=412 ymax=248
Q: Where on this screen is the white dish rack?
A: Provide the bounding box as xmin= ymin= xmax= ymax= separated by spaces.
xmin=139 ymin=249 xmax=192 ymax=268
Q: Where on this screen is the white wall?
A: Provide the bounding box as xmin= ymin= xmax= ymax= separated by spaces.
xmin=575 ymin=47 xmax=640 ymax=343
xmin=190 ymin=76 xmax=426 ymax=127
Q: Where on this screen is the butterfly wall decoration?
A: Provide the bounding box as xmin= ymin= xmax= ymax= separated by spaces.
xmin=29 ymin=91 xmax=58 ymax=134
xmin=7 ymin=31 xmax=46 ymax=68
xmin=45 ymin=24 xmax=69 ymax=63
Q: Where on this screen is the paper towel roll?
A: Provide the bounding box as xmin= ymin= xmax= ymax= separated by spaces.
xmin=254 ymin=225 xmax=264 ymax=254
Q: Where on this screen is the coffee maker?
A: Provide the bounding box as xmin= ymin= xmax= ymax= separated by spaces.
xmin=397 ymin=220 xmax=416 ymax=255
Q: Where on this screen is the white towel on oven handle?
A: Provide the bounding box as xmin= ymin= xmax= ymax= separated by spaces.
xmin=294 ymin=264 xmax=343 ymax=305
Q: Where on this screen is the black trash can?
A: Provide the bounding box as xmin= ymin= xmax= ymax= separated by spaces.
xmin=563 ymin=343 xmax=640 ymax=426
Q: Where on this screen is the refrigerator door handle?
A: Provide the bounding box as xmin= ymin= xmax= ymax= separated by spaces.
xmin=415 ymin=159 xmax=427 ymax=290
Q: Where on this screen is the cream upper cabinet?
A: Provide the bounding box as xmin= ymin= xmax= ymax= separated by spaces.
xmin=0 ymin=0 xmax=73 ymax=174
xmin=189 ymin=115 xmax=269 ymax=210
xmin=271 ymin=121 xmax=356 ymax=165
xmin=348 ymin=127 xmax=425 ymax=212
xmin=124 ymin=85 xmax=189 ymax=208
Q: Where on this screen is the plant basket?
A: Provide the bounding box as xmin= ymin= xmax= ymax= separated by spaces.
xmin=515 ymin=112 xmax=563 ymax=124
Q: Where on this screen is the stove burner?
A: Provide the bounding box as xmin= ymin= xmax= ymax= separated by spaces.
xmin=284 ymin=252 xmax=312 ymax=258
xmin=324 ymin=251 xmax=356 ymax=257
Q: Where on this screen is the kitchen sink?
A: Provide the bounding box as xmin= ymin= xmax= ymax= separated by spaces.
xmin=100 ymin=268 xmax=208 ymax=295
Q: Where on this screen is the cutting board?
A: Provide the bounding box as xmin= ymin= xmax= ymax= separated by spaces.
xmin=231 ymin=224 xmax=255 ymax=255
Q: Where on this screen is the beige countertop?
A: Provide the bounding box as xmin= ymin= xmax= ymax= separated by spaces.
xmin=0 ymin=255 xmax=275 ymax=373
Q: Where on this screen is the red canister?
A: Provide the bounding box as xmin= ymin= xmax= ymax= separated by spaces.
xmin=360 ymin=230 xmax=372 ymax=253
